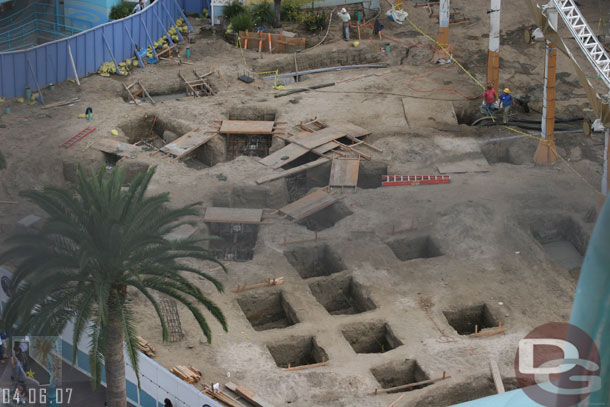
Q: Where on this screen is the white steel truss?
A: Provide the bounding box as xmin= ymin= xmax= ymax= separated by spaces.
xmin=552 ymin=0 xmax=610 ymax=89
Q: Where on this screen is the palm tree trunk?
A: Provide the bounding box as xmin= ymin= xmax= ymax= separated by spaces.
xmin=105 ymin=310 xmax=127 ymax=407
xmin=274 ymin=0 xmax=281 ymax=27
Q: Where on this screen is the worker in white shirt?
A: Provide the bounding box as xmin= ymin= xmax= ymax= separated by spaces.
xmin=337 ymin=8 xmax=351 ymax=41
xmin=132 ymin=0 xmax=145 ymax=13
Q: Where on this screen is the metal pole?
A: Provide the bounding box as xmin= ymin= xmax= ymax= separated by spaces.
xmin=486 ymin=0 xmax=501 ymax=90
xmin=437 ymin=0 xmax=450 ymax=48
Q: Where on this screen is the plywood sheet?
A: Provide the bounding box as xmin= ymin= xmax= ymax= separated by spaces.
xmin=219 ymin=120 xmax=275 ymax=134
xmin=260 ymin=123 xmax=370 ymax=169
xmin=204 ymin=207 xmax=264 ymax=224
xmin=402 ymin=98 xmax=459 ymax=131
xmin=160 ymin=130 xmax=214 ymax=158
xmin=279 ymin=189 xmax=338 ymax=221
xmin=330 ymin=158 xmax=360 ymax=187
xmin=93 ymin=138 xmax=141 ymax=158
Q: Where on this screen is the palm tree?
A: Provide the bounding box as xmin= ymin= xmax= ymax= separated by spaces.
xmin=0 ymin=167 xmax=227 ymax=407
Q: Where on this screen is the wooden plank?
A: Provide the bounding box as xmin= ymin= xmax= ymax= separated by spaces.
xmin=489 ymin=360 xmax=505 ymax=394
xmin=469 ymin=326 xmax=507 ymax=338
xmin=329 ymin=158 xmax=360 ymax=187
xmin=204 ymin=207 xmax=264 ymax=224
xmin=279 ymin=189 xmax=338 ymax=221
xmin=219 ymin=120 xmax=275 ymax=134
xmin=256 ymin=157 xmax=329 ymax=184
xmin=283 ymin=360 xmax=329 ymax=371
xmin=285 ymin=127 xmax=349 ymax=149
xmin=92 ymin=138 xmax=141 ymax=158
xmin=259 ymin=142 xmax=309 ymax=169
xmin=159 ymin=128 xmax=217 ymax=160
xmin=225 ymin=382 xmax=276 ymax=407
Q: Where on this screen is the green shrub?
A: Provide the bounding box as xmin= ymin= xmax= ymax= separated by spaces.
xmin=299 ymin=11 xmax=327 ymax=32
xmin=109 ymin=2 xmax=136 ymax=20
xmin=251 ymin=1 xmax=274 ymax=26
xmin=280 ymin=0 xmax=302 ymax=22
xmin=224 ymin=0 xmax=247 ymax=20
xmin=231 ymin=12 xmax=255 ymax=32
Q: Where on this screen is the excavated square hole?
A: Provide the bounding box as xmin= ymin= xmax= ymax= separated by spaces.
xmin=481 ymin=140 xmax=533 ymax=165
xmin=267 ymin=337 xmax=328 ymax=368
xmin=532 ymin=217 xmax=588 ymax=272
xmin=443 ymin=304 xmax=498 ymax=335
xmin=237 ymin=291 xmax=299 ymax=331
xmin=309 ymin=275 xmax=376 ymax=315
xmin=371 ymin=360 xmax=431 ymax=393
xmin=342 ymin=321 xmax=402 ymax=353
xmin=413 ymin=376 xmax=519 ymax=407
xmin=284 ymin=244 xmax=346 ymax=279
xmin=298 ymin=201 xmax=353 ymax=232
xmin=385 ymin=235 xmax=443 ymax=261
xmin=207 ymin=222 xmax=259 ymax=261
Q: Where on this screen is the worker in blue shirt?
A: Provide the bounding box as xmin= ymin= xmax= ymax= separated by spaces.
xmin=499 ymin=88 xmax=513 ymax=124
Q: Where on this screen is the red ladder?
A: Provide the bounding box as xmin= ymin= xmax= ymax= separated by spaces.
xmin=382 ymin=175 xmax=451 ymax=186
xmin=59 ymin=126 xmax=97 ymax=149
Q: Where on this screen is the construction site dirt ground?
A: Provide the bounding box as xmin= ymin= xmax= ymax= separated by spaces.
xmin=0 ymin=1 xmax=608 ymax=406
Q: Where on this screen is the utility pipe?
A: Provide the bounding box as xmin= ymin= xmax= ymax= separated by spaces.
xmin=262 ymin=64 xmax=389 ymax=80
xmin=437 ymin=0 xmax=450 ymax=48
xmin=534 ymin=2 xmax=559 ymax=165
xmin=486 ymin=0 xmax=501 ymax=90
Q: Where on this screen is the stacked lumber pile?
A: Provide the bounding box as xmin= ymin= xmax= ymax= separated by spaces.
xmin=170 ymin=365 xmax=201 ymax=384
xmin=136 ymin=336 xmax=156 ymax=357
xmin=202 ymin=384 xmax=243 ymax=407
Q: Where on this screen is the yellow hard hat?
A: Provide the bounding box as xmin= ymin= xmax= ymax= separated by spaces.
xmin=504 ymin=88 xmax=511 ymax=93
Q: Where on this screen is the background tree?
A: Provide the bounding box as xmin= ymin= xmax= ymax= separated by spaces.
xmin=0 ymin=167 xmax=227 ymax=407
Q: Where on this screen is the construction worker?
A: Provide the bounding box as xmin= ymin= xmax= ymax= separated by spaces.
xmin=499 ymin=88 xmax=513 ymax=124
xmin=483 ymin=83 xmax=497 ymax=117
xmin=132 ymin=0 xmax=145 ymax=13
xmin=337 ymin=8 xmax=351 ymax=41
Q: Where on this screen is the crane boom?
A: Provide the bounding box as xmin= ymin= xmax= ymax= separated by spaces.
xmin=552 ymin=0 xmax=610 ymax=89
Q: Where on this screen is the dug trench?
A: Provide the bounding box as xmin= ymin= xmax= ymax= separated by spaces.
xmin=237 ymin=290 xmax=299 ymax=331
xmin=385 ymin=235 xmax=443 ymax=262
xmin=370 ymin=359 xmax=431 ymax=393
xmin=443 ymin=304 xmax=499 ymax=336
xmin=267 ymin=336 xmax=329 ymax=368
xmin=342 ymin=321 xmax=403 ymax=354
xmin=308 ymin=274 xmax=376 ymax=315
xmin=283 ymin=243 xmax=346 ymax=279
xmin=414 ymin=376 xmax=519 ymax=407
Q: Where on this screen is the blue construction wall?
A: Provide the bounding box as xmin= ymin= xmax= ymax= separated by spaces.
xmin=0 ymin=0 xmax=191 ymax=99
xmin=64 ymin=0 xmax=123 ymax=28
xmin=178 ymin=0 xmax=210 ymax=13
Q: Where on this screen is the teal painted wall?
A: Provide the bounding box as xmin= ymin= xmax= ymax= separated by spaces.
xmin=63 ymin=0 xmax=122 ymax=28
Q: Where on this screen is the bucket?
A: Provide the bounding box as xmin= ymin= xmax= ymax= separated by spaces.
xmin=385 ymin=43 xmax=390 ymax=53
xmin=5 ymin=107 xmax=10 ymax=114
xmin=49 ymin=83 xmax=55 ymax=90
xmin=25 ymin=87 xmax=32 ymax=101
xmin=186 ymin=47 xmax=191 ymax=58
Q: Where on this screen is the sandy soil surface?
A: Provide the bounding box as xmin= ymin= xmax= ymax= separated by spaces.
xmin=0 ymin=0 xmax=608 ymax=406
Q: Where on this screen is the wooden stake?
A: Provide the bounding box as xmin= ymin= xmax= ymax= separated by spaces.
xmin=283 ymin=360 xmax=329 ymax=371
xmin=370 ymin=373 xmax=451 ymax=395
xmin=489 ymin=360 xmax=505 ymax=394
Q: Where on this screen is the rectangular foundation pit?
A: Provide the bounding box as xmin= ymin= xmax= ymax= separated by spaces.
xmin=267 ymin=336 xmax=328 ymax=368
xmin=284 ymin=243 xmax=346 ymax=279
xmin=532 ymin=217 xmax=588 ymax=272
xmin=342 ymin=321 xmax=402 ymax=353
xmin=207 ymin=222 xmax=259 ymax=262
xmin=443 ymin=304 xmax=498 ymax=335
xmin=309 ymin=275 xmax=376 ymax=315
xmin=237 ymin=291 xmax=299 ymax=331
xmin=371 ymin=359 xmax=431 ymax=393
xmin=385 ymin=235 xmax=443 ymax=262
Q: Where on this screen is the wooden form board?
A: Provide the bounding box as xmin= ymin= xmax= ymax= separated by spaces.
xmin=279 ymin=189 xmax=338 ymax=221
xmin=160 ymin=129 xmax=214 ymax=159
xmin=93 ymin=138 xmax=141 ymax=158
xmin=225 ymin=382 xmax=275 ymax=407
xmin=259 ymin=122 xmax=371 ymax=169
xmin=238 ymin=31 xmax=306 ymax=53
xmin=329 ymin=158 xmax=360 ymax=187
xmin=203 ymin=207 xmax=264 ymax=224
xmin=256 ymin=157 xmax=329 ymax=185
xmin=219 ymin=120 xmax=276 ymax=135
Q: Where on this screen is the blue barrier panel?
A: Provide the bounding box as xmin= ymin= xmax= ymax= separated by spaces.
xmin=0 ymin=0 xmax=189 ymax=99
